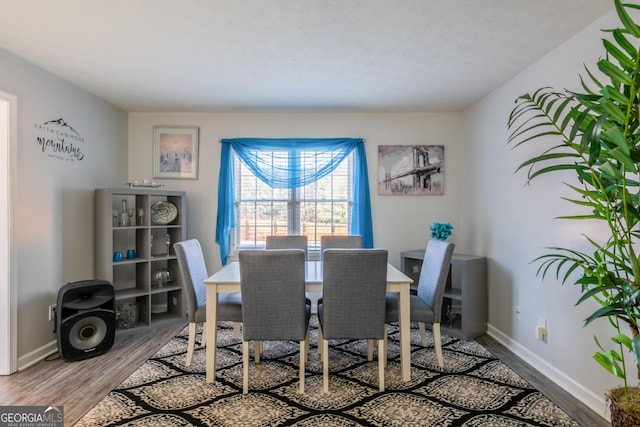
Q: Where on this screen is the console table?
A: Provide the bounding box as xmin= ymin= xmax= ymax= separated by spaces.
xmin=400 ymin=250 xmax=487 ymax=340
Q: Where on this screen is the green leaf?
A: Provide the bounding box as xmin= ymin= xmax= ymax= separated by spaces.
xmin=598 ymin=59 xmax=633 ymax=86
xmin=607 ymin=147 xmax=637 ymax=172
xmin=633 ymin=334 xmax=640 ymax=372
xmin=584 ymin=305 xmax=626 ymax=326
xmin=612 ymin=333 xmax=633 ymax=349
xmin=603 ymin=39 xmax=635 ymax=69
xmin=615 ymin=0 xmax=640 ymax=38
xmin=515 ymin=152 xmax=580 ymax=171
xmin=594 ymin=352 xmax=625 ymax=378
xmin=612 ymin=28 xmax=637 ymax=58
xmin=600 ymin=161 xmax=623 ymax=178
xmin=526 ymin=164 xmax=583 ymax=182
xmin=602 ymin=126 xmax=631 ymax=156
xmin=601 ymin=85 xmax=631 ymax=106
xmin=552 ymin=97 xmax=573 ymax=125
xmin=600 ymin=95 xmax=629 ymax=123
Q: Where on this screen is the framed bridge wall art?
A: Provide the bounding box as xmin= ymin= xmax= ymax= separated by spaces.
xmin=377 ymin=145 xmax=444 ymax=195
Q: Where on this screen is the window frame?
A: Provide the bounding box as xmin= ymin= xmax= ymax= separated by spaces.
xmin=231 ymin=150 xmax=354 ymax=258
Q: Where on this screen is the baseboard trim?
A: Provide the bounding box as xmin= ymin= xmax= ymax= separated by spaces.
xmin=486 ymin=324 xmax=608 ymax=420
xmin=18 ymin=339 xmax=57 ymax=371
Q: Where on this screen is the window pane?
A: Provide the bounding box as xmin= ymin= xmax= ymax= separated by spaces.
xmin=234 ymin=151 xmax=353 ymax=252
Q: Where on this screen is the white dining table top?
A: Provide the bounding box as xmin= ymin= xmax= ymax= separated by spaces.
xmin=205 ymin=260 xmax=413 ymax=286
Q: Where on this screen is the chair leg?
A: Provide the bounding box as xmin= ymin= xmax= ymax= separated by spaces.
xmin=242 ymin=341 xmax=250 ymax=394
xmin=378 ymin=339 xmax=385 ymax=391
xmin=232 ymin=322 xmax=241 ymax=339
xmin=322 ymin=337 xmax=329 ymax=394
xmin=367 ymin=339 xmax=374 ymax=361
xmin=432 ymin=323 xmax=444 ymax=368
xmin=255 ymin=341 xmax=262 ymax=364
xmin=419 ymin=322 xmax=427 ymax=346
xmin=305 ymin=329 xmax=310 ymax=362
xmin=201 ymin=322 xmax=207 ymax=348
xmin=318 ymin=326 xmax=324 ymax=361
xmin=299 ymin=339 xmax=306 ymax=394
xmin=383 ymin=327 xmax=388 ymax=367
xmin=186 ymin=322 xmax=196 ymax=368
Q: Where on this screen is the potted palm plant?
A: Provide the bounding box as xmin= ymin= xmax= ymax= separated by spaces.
xmin=507 ymin=0 xmax=640 ymax=424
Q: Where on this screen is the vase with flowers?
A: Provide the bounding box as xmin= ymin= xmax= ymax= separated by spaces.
xmin=430 ymin=222 xmax=453 ymax=241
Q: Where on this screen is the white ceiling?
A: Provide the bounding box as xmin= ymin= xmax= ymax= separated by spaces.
xmin=0 ymin=0 xmax=612 ymax=112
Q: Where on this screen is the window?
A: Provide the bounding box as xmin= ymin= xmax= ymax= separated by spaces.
xmin=234 ymin=150 xmax=353 ymax=254
xmin=216 ymin=138 xmax=372 ymax=265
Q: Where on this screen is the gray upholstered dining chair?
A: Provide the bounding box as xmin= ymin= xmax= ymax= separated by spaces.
xmin=385 ymin=239 xmax=454 ymax=368
xmin=238 ymin=249 xmax=310 ymax=394
xmin=266 ymin=235 xmax=312 ymax=307
xmin=318 ymin=234 xmax=364 ymax=328
xmin=174 ymin=239 xmax=242 ymax=368
xmin=320 ymin=235 xmax=362 ymax=252
xmin=265 ymin=235 xmax=308 ymax=260
xmin=317 ymin=248 xmax=388 ymax=393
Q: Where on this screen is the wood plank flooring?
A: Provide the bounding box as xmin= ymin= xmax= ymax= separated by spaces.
xmin=0 ymin=325 xmax=609 ymax=426
xmin=0 ymin=321 xmax=186 ymax=426
xmin=476 ymin=335 xmax=610 ymax=427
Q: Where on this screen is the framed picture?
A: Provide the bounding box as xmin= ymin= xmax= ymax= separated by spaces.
xmin=377 ymin=145 xmax=445 ymax=195
xmin=153 ymin=126 xmax=199 ymax=179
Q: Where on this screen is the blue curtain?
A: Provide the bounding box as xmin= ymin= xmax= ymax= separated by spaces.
xmin=215 ymin=138 xmax=373 ymax=265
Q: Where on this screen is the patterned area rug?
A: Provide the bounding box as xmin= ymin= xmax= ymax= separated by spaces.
xmin=75 ymin=317 xmax=580 ymax=426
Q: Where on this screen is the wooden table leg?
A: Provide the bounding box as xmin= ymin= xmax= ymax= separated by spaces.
xmin=205 ymin=286 xmax=218 ymax=383
xmin=398 ymin=284 xmax=411 ymax=381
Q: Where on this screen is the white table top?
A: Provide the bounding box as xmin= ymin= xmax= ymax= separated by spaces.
xmin=205 ymin=261 xmax=412 ymax=286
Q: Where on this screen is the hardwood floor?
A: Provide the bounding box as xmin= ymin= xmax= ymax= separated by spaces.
xmin=0 ymin=321 xmax=186 ymax=426
xmin=0 ymin=325 xmax=609 ymax=427
xmin=476 ymin=335 xmax=610 ymax=427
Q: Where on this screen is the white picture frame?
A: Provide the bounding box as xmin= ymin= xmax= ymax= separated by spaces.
xmin=153 ymin=126 xmax=199 ymax=179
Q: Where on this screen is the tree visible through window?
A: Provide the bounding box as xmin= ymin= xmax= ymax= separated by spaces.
xmin=234 ymin=150 xmax=353 ymax=252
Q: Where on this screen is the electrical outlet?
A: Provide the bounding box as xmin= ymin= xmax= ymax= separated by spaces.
xmin=48 ymin=304 xmax=56 ymax=322
xmin=536 ymin=317 xmax=547 ymax=342
xmin=515 ymin=306 xmax=521 ymax=320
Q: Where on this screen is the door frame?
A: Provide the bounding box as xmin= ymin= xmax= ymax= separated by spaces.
xmin=0 ymin=90 xmax=17 ymax=375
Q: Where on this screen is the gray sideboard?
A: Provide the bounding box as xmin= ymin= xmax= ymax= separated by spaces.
xmin=400 ymin=250 xmax=487 ymax=340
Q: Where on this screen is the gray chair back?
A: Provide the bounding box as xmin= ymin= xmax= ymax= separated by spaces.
xmin=320 ymin=249 xmax=388 ymax=339
xmin=174 ymin=239 xmax=207 ymax=323
xmin=320 ymin=235 xmax=362 ymax=251
xmin=265 ymin=235 xmax=308 ymax=260
xmin=239 ymin=249 xmax=308 ymax=341
xmin=417 ymin=239 xmax=455 ymax=323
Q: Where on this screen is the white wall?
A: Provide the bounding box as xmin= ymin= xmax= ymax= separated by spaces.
xmin=465 ymin=9 xmax=618 ymax=417
xmin=128 ymin=112 xmax=466 ymax=272
xmin=0 ymin=48 xmax=128 ymax=367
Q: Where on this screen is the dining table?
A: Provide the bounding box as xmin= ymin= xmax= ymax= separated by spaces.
xmin=204 ymin=260 xmax=414 ymax=383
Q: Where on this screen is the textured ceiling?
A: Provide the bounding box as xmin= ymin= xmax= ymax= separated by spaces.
xmin=0 ymin=0 xmax=613 ymax=112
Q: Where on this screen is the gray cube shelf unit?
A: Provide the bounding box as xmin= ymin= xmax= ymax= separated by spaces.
xmin=400 ymin=250 xmax=487 ymax=340
xmin=95 ymin=188 xmax=187 ymax=330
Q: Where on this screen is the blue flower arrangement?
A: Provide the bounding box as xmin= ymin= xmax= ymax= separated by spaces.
xmin=430 ymin=222 xmax=453 ymax=241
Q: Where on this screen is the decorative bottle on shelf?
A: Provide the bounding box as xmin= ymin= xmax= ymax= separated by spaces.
xmin=165 ymin=233 xmax=171 ymax=256
xmin=120 ymin=199 xmax=130 ymax=227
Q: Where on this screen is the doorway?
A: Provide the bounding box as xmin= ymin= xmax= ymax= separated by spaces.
xmin=0 ymin=91 xmax=17 ymax=375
